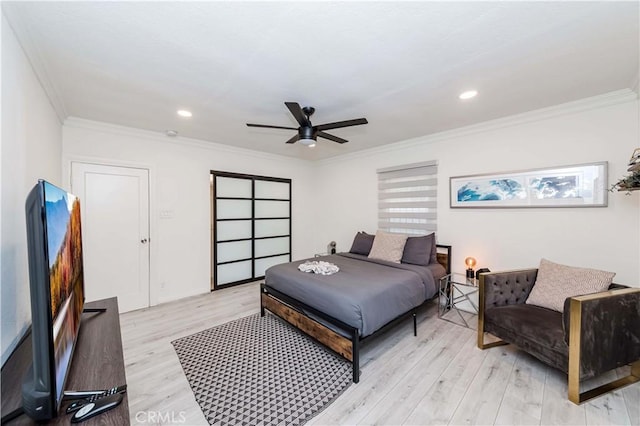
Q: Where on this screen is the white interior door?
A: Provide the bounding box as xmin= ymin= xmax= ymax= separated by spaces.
xmin=71 ymin=162 xmax=150 ymax=312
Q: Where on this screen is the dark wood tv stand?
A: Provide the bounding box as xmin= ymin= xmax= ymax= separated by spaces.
xmin=1 ymin=297 xmax=130 ymax=425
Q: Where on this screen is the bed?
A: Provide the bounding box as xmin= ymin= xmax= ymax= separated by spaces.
xmin=260 ymin=232 xmax=451 ymax=383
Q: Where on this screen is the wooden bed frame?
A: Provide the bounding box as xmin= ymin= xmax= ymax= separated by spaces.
xmin=260 ymin=244 xmax=452 ymax=383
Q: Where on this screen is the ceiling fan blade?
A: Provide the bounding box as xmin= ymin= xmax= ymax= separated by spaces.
xmin=285 ymin=134 xmax=300 ymax=144
xmin=315 ymin=118 xmax=368 ymax=131
xmin=318 ymin=131 xmax=348 ymax=144
xmin=247 ymin=123 xmax=297 ymax=130
xmin=285 ymin=102 xmax=310 ymax=127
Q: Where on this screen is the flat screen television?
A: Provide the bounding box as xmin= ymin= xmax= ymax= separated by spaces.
xmin=21 ymin=180 xmax=85 ymax=421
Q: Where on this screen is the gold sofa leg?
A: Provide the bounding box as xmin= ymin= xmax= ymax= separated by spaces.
xmin=568 ymin=360 xmax=640 ymax=405
xmin=568 ymin=297 xmax=640 ymax=404
xmin=477 ymin=333 xmax=508 ymax=350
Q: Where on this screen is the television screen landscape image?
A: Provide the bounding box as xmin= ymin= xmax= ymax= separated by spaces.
xmin=22 ymin=180 xmax=85 ymax=420
xmin=44 ymin=181 xmax=85 ymax=403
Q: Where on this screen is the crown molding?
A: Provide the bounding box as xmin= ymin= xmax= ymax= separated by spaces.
xmin=63 ymin=117 xmax=311 ymax=164
xmin=2 ymin=5 xmax=68 ymax=123
xmin=318 ymin=89 xmax=639 ymax=166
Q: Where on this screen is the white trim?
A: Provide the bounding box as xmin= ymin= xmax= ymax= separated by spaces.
xmin=2 ymin=4 xmax=68 ymax=123
xmin=64 ymin=117 xmax=311 ymax=165
xmin=319 ymin=89 xmax=639 ymax=166
xmin=62 ymin=153 xmax=156 ymax=193
xmin=377 ymin=160 xmax=437 ymax=174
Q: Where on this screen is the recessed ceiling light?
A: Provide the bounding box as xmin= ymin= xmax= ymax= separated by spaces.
xmin=177 ymin=110 xmax=192 ymax=118
xmin=166 ymin=130 xmax=178 ymax=137
xmin=459 ymin=90 xmax=478 ymax=100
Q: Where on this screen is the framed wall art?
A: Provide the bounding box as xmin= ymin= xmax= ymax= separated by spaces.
xmin=450 ymin=162 xmax=608 ymax=208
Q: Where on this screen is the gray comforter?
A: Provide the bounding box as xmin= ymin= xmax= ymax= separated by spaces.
xmin=264 ymin=253 xmax=446 ymax=337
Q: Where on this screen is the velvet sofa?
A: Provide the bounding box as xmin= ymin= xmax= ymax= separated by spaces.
xmin=477 ymin=268 xmax=640 ymax=404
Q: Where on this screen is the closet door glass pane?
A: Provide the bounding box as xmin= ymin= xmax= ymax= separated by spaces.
xmin=255 ymin=237 xmax=289 ymax=258
xmin=255 ymin=200 xmax=289 ymax=218
xmin=254 ymin=255 xmax=289 ymax=277
xmin=217 ymin=220 xmax=252 ymax=241
xmin=255 ymin=181 xmax=289 ymax=199
xmin=217 ymin=200 xmax=251 ymax=219
xmin=216 ymin=177 xmax=252 ymax=198
xmin=255 ymin=219 xmax=289 ymax=238
xmin=217 ymin=241 xmax=252 ymax=263
xmin=217 ymin=261 xmax=252 ymax=285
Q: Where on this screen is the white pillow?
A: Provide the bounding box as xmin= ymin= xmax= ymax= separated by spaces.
xmin=368 ymin=231 xmax=408 ymax=264
xmin=525 ymin=259 xmax=615 ymax=312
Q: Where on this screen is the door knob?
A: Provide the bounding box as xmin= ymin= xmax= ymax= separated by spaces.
xmin=141 ymin=238 xmax=148 ymax=244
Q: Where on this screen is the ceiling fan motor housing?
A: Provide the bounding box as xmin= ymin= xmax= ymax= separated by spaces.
xmin=300 ymin=126 xmax=316 ymax=139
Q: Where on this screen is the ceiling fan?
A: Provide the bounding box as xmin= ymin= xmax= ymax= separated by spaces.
xmin=246 ymin=102 xmax=368 ymax=147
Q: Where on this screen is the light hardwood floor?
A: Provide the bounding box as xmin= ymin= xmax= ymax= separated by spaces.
xmin=120 ymin=282 xmax=640 ymax=425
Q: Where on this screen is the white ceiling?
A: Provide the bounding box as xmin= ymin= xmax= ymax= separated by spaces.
xmin=3 ymin=1 xmax=639 ymax=160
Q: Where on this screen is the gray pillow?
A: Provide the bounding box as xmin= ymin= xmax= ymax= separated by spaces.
xmin=349 ymin=231 xmax=375 ymax=256
xmin=429 ymin=233 xmax=438 ymax=264
xmin=402 ymin=233 xmax=436 ymax=266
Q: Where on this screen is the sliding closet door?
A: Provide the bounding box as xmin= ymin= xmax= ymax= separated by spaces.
xmin=213 ymin=174 xmax=254 ymax=288
xmin=253 ymin=179 xmax=291 ymax=277
xmin=212 ymin=171 xmax=291 ymax=289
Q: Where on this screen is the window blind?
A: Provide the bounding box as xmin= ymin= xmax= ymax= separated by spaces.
xmin=377 ymin=160 xmax=438 ymax=235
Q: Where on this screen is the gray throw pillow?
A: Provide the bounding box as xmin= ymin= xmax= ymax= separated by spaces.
xmin=349 ymin=231 xmax=375 ymax=256
xmin=429 ymin=233 xmax=438 ymax=264
xmin=401 ymin=234 xmax=433 ymax=266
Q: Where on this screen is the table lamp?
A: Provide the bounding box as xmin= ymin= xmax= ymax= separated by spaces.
xmin=465 ymin=256 xmax=477 ymax=279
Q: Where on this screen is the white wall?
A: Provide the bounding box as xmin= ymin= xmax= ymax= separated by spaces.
xmin=1 ymin=15 xmax=63 ymax=364
xmin=62 ymin=120 xmax=318 ymax=306
xmin=314 ymin=94 xmax=640 ymax=285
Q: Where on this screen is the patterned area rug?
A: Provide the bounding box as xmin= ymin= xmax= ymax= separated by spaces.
xmin=172 ymin=313 xmax=352 ymax=425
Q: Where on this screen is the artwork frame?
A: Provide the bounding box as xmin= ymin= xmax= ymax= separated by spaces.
xmin=450 ymin=162 xmax=608 ymax=208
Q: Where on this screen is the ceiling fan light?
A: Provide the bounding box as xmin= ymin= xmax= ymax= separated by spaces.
xmin=299 ymin=137 xmax=316 ymax=146
xmin=459 ymin=90 xmax=478 ymax=100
